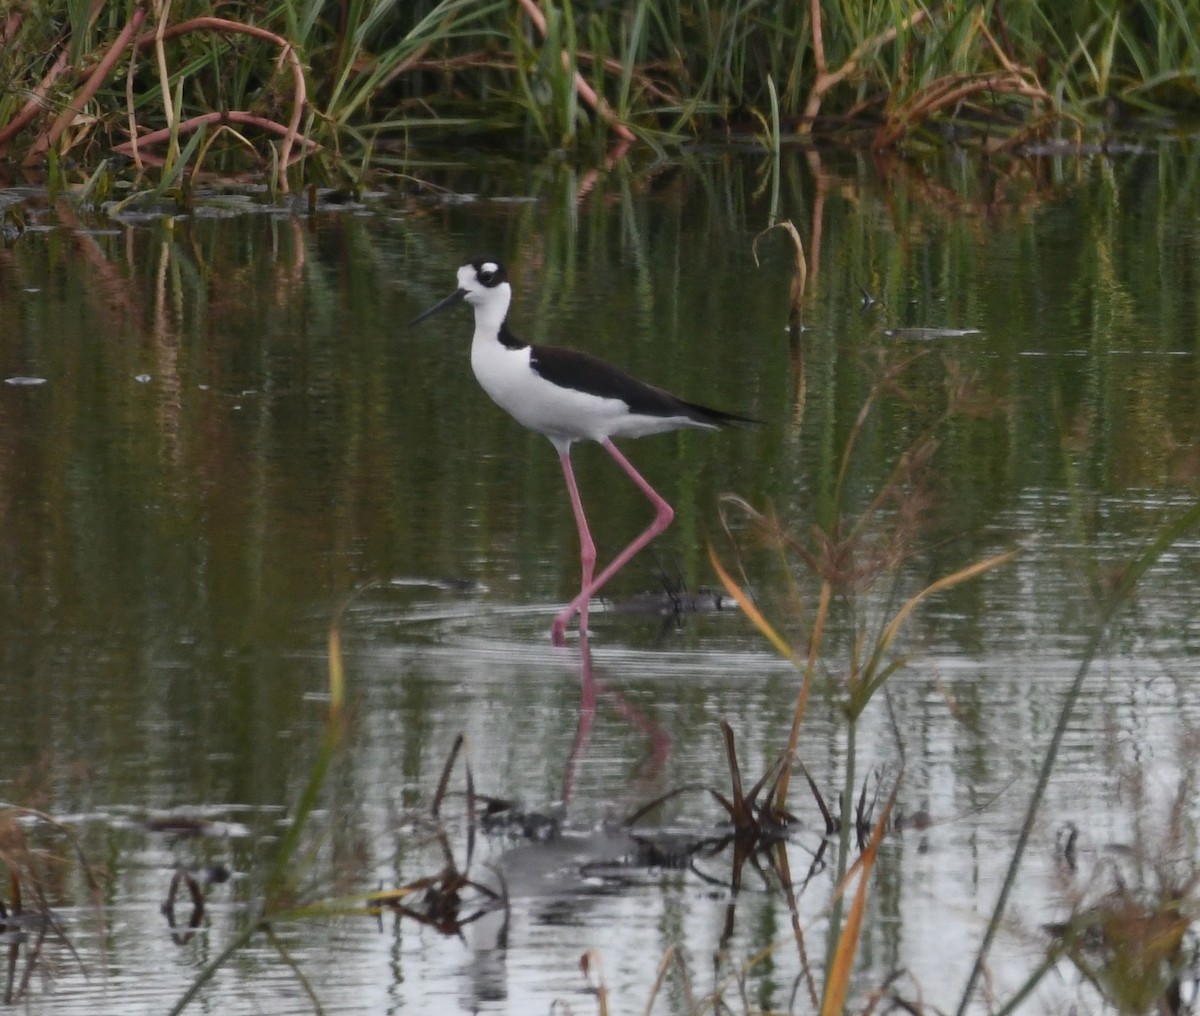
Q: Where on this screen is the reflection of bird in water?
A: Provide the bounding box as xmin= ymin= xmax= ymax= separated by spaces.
xmin=411 ymin=257 xmax=754 ymax=644
xmin=464 ymin=628 xmax=673 ymax=1010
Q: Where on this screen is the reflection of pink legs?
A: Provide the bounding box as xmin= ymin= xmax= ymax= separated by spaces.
xmin=551 ymin=439 xmax=675 ymax=646
xmin=560 ymin=630 xmax=597 ymax=803
xmin=560 ymin=631 xmax=672 ymax=803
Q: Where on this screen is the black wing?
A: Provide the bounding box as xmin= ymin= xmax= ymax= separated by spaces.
xmin=529 ymin=343 xmax=756 ymax=426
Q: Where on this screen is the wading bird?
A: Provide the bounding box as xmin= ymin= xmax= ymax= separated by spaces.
xmin=410 ymin=257 xmax=754 ymax=644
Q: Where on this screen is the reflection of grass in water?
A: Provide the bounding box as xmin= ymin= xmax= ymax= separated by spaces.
xmin=167 ymin=593 xmax=509 ymax=1015
xmin=1045 ymin=743 xmax=1199 ymax=1016
xmin=959 ymin=499 xmax=1200 ymax=1016
xmin=707 ymin=329 xmax=1013 ymax=1013
xmin=165 ymin=606 xmax=350 ymax=1016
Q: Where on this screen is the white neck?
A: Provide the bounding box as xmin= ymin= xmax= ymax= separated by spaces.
xmin=470 ymin=281 xmax=511 ymax=340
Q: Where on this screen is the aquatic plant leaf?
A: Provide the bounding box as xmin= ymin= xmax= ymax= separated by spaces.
xmin=708 ymin=543 xmax=797 ymax=662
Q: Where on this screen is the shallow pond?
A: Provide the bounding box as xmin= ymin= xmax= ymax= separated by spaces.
xmin=1 ymin=141 xmax=1199 ymax=1014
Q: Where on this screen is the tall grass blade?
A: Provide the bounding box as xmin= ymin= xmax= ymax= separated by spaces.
xmin=264 ymin=614 xmax=349 ymax=904
xmin=707 ymin=542 xmax=797 ymax=662
xmin=166 ymin=919 xmax=262 ymax=1016
xmin=857 ymin=548 xmax=1017 ymax=709
xmin=327 ymin=622 xmax=345 ymax=722
xmin=955 ymin=499 xmax=1200 ymax=1016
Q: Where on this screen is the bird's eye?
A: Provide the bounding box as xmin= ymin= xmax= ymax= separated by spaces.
xmin=478 ymin=269 xmax=494 ymax=284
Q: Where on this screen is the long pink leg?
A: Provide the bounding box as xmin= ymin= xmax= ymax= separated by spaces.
xmin=551 ymin=438 xmax=675 ymax=645
xmin=556 ymin=446 xmax=597 ymax=642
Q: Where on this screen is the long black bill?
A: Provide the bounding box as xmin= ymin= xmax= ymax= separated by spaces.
xmin=408 ymin=288 xmax=467 ymax=327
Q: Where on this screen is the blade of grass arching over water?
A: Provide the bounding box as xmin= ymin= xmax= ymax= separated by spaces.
xmin=854 ymin=547 xmax=1018 ymax=715
xmin=167 ymin=918 xmax=264 ymax=1016
xmin=708 ymin=542 xmax=797 ymax=662
xmin=955 ymin=499 xmax=1200 ymax=1016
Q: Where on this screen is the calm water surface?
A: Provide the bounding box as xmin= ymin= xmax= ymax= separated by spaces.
xmin=1 ymin=143 xmax=1199 ymax=1014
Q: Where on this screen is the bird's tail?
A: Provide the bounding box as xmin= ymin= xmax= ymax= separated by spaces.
xmin=681 ymin=400 xmax=760 ymax=428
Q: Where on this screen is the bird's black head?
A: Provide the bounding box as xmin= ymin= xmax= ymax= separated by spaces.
xmin=467 ymin=257 xmax=508 ymax=288
xmin=408 ymin=256 xmax=514 ymax=328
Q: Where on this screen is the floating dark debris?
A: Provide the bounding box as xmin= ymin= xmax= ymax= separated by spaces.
xmin=387 ymin=576 xmax=490 ymax=593
xmin=143 ymin=813 xmax=250 ymax=839
xmin=883 ymin=327 xmax=983 ymax=340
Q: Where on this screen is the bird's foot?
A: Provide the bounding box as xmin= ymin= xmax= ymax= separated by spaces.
xmin=551 ymin=611 xmax=590 ymax=646
xmin=551 ymin=616 xmax=570 ymax=646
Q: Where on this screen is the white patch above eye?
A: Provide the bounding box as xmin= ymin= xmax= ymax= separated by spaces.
xmin=480 ymin=262 xmax=499 ymax=276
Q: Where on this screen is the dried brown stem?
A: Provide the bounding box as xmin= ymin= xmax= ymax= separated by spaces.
xmin=131 ymin=16 xmax=307 ymax=191
xmin=113 ymin=111 xmax=319 ymax=156
xmin=873 ymin=70 xmax=1051 ymax=149
xmin=0 ymin=11 xmax=23 ymax=46
xmin=801 ymin=7 xmax=929 ymax=131
xmin=809 ymin=0 xmax=826 ymax=79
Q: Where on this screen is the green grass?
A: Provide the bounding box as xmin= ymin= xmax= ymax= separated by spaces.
xmin=1 ymin=0 xmax=1199 ymax=191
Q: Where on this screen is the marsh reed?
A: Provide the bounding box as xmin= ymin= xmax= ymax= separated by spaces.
xmin=2 ymin=0 xmax=1198 ymax=190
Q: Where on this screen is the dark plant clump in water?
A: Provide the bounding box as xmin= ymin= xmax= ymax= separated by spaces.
xmin=0 ymin=808 xmax=103 ymax=1005
xmin=1 ymin=1 xmax=1198 ymax=191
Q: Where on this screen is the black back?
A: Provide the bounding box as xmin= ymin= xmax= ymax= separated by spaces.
xmin=529 ymin=343 xmax=755 ymax=426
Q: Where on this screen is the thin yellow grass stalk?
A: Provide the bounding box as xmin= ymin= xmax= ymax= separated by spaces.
xmin=820 ymin=781 xmax=898 ymax=1016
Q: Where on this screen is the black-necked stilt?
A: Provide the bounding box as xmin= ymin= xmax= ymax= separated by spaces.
xmin=410 ymin=257 xmax=754 ymax=645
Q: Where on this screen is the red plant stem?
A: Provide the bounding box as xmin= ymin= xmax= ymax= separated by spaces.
xmin=21 ymin=6 xmax=149 ymax=166
xmin=18 ymin=11 xmax=307 ymax=191
xmin=0 ymin=47 xmax=71 ymax=153
xmin=112 ymin=110 xmax=319 ymax=154
xmin=515 ymin=0 xmax=635 ymax=142
xmin=0 ymin=11 xmax=22 ymax=46
xmin=131 ymin=17 xmax=307 ymax=190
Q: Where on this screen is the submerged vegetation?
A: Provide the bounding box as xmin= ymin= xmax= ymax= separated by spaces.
xmin=1 ymin=0 xmax=1200 ymax=190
